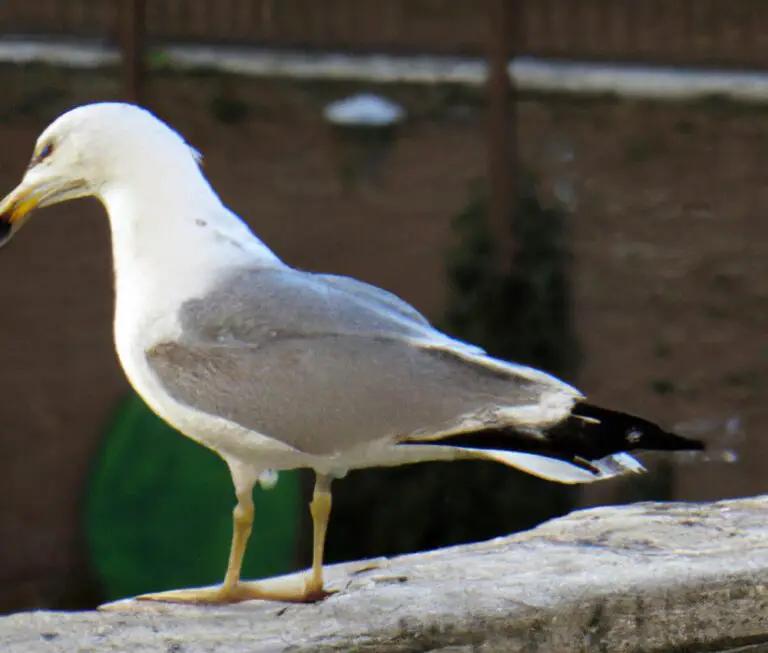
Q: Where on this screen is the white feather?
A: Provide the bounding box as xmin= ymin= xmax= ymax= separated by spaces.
xmin=460 ymin=448 xmax=646 ymax=484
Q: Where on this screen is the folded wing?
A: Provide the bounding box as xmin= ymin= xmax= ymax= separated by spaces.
xmin=145 ymin=266 xmax=703 ymax=482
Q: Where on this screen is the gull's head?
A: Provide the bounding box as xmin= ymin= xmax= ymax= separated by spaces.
xmin=0 ymin=102 xmax=203 ymax=248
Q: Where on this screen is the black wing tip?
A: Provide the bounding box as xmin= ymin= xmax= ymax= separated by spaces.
xmin=666 ymin=431 xmax=706 ymax=452
xmin=574 ymin=401 xmax=706 ymax=453
xmin=404 ymin=402 xmax=705 ymax=472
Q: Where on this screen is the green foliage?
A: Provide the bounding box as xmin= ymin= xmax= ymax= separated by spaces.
xmin=145 ymin=49 xmax=172 ymax=72
xmin=210 ymin=95 xmax=249 ymax=125
xmin=443 ymin=175 xmax=579 ymax=378
xmin=84 ymin=393 xmax=301 ymax=601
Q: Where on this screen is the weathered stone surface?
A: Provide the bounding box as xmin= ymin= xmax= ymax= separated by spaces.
xmin=3 ymin=496 xmax=768 ymax=652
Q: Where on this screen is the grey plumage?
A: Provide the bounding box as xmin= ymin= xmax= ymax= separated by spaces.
xmin=146 ymin=267 xmax=572 ymax=457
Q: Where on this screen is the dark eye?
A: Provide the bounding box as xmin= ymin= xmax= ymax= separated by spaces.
xmin=39 ymin=143 xmax=54 ymax=160
xmin=29 ymin=142 xmax=54 ymax=169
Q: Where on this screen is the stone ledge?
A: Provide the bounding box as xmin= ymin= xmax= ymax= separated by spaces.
xmin=2 ymin=497 xmax=768 ymax=652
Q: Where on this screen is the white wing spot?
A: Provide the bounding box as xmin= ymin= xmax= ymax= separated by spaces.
xmin=626 ymin=428 xmax=643 ymax=444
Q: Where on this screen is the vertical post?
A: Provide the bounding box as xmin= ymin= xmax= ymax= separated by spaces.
xmin=119 ymin=0 xmax=145 ymax=104
xmin=487 ymin=0 xmax=518 ymax=274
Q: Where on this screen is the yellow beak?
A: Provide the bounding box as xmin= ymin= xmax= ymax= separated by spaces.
xmin=0 ymin=178 xmax=86 ymax=248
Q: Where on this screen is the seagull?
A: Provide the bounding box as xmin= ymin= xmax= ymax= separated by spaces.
xmin=0 ymin=103 xmax=704 ymax=605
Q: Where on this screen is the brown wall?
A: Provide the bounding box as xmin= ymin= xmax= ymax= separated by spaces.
xmin=8 ymin=0 xmax=768 ymax=68
xmin=1 ymin=65 xmax=767 ymax=609
xmin=0 ymin=121 xmax=124 ymax=609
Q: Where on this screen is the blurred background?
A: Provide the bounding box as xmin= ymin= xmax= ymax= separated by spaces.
xmin=0 ymin=0 xmax=762 ymax=612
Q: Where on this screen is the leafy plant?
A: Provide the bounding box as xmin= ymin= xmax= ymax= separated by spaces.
xmin=210 ymin=95 xmax=249 ymax=125
xmin=443 ymin=173 xmax=579 ymax=378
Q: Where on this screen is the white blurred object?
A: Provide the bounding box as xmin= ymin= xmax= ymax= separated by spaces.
xmin=672 ymin=415 xmax=744 ymax=464
xmin=257 ymin=469 xmax=279 ymax=490
xmin=323 ymin=93 xmax=405 ymax=127
xmin=324 ymin=94 xmax=405 ymax=186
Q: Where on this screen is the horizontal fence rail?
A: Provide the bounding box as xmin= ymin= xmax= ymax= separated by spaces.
xmin=2 ymin=0 xmax=768 ymax=69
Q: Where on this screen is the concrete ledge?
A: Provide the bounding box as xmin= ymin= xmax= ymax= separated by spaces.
xmin=4 ymin=37 xmax=768 ymax=102
xmin=2 ymin=496 xmax=768 ymax=652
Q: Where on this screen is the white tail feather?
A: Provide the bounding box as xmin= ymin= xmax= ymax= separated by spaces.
xmin=459 ymin=448 xmax=646 ymax=484
xmin=592 ymin=452 xmax=646 ymax=476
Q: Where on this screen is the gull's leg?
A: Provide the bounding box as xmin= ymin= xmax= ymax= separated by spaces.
xmin=130 ymin=471 xmax=335 ymax=605
xmin=222 ymin=491 xmax=254 ymax=591
xmin=133 ymin=480 xmax=259 ymax=605
xmin=303 ymin=472 xmax=334 ymax=600
xmin=232 ymin=472 xmax=335 ymax=602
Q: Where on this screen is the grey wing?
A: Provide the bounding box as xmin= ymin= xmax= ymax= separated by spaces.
xmin=147 ymin=334 xmax=575 ymax=456
xmin=315 ymin=272 xmax=487 ymax=357
xmin=178 ymin=267 xmax=435 ymax=344
xmin=146 ymin=266 xmax=581 ymax=455
xmin=315 ymin=273 xmax=432 ymax=327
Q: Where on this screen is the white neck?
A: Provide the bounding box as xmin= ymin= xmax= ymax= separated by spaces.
xmin=97 ymin=165 xmax=282 ymax=327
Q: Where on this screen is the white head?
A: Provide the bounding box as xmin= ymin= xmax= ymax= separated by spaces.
xmin=0 ymin=102 xmax=207 ymax=247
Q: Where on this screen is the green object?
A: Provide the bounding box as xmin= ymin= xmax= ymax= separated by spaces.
xmin=84 ymin=393 xmax=301 ymax=601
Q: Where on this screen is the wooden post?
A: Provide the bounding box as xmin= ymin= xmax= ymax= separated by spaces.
xmin=119 ymin=0 xmax=145 ymax=104
xmin=487 ymin=0 xmax=519 ymax=273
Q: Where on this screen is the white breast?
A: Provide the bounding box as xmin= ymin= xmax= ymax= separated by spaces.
xmin=113 ymin=293 xmax=306 ymax=475
xmin=98 ymin=171 xmax=318 ymax=478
